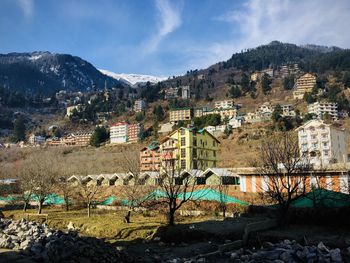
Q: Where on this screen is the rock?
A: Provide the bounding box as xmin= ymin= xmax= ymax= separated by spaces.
xmin=153 ymin=237 xmax=161 ymax=241
xmin=329 ymin=248 xmax=342 ymax=262
xmin=230 ymin=252 xmax=239 ymax=259
xmin=317 ymin=242 xmax=329 ymax=253
xmin=197 ymin=258 xmax=205 ymax=263
xmin=280 ymin=251 xmax=291 ymax=262
xmin=67 ymin=221 xmax=75 ymax=231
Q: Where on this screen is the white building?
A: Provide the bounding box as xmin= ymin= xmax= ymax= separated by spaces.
xmin=214 ymin=100 xmax=235 ymax=109
xmin=228 ymin=117 xmax=242 ymax=128
xmin=66 ymin=105 xmax=81 ymax=117
xmin=296 ymin=119 xmax=347 ymax=165
xmin=205 ymin=125 xmax=227 ymax=137
xmin=158 ymin=122 xmax=175 ymax=135
xmin=308 ymin=101 xmax=338 ymax=120
xmin=281 ymin=104 xmax=296 ymax=117
xmin=110 ymin=123 xmax=128 ymax=144
xmin=181 ymin=86 xmax=191 ymax=99
xmin=133 ymin=99 xmax=146 ymax=112
xmin=258 ymin=102 xmax=273 ymax=115
xmin=28 ymin=134 xmax=46 ymax=145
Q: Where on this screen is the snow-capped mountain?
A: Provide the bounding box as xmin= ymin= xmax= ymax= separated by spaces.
xmin=99 ymin=69 xmax=167 ymax=86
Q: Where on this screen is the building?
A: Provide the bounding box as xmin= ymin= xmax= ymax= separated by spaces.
xmin=308 ymin=101 xmax=338 ymax=120
xmin=158 ymin=122 xmax=175 ymax=135
xmin=293 ymin=73 xmax=317 ymax=99
xmin=181 ymin=86 xmax=191 ymax=99
xmin=164 ymin=87 xmax=179 ymax=99
xmin=261 ymin=68 xmax=274 ymax=77
xmin=203 ymin=107 xmax=237 ymax=120
xmin=250 ymin=72 xmax=260 ymax=82
xmin=204 ymin=125 xmax=227 ymax=137
xmin=66 ymin=105 xmax=81 ymax=117
xmin=140 ymin=141 xmax=161 ymax=172
xmin=128 ymin=123 xmax=142 ymax=142
xmin=169 ymin=108 xmax=193 ymax=123
xmin=110 ymin=123 xmax=128 ymax=144
xmin=296 ymin=119 xmax=347 ymax=164
xmin=280 ymin=63 xmax=300 ymax=77
xmin=133 ymin=99 xmax=146 ymax=113
xmin=229 ymin=117 xmax=243 ymax=128
xmin=214 ymin=100 xmax=235 ymax=109
xmin=281 ymin=104 xmax=296 ymax=117
xmin=258 ymin=102 xmax=274 ymax=115
xmin=159 ymin=127 xmax=220 ymax=170
xmin=62 ymin=131 xmax=92 ymax=147
xmin=28 ymin=134 xmax=46 ymax=145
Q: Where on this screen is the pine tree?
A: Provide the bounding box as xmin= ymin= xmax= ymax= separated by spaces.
xmin=12 ymin=116 xmax=26 ymax=142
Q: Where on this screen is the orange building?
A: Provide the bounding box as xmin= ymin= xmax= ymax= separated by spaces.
xmin=140 ymin=141 xmax=161 ymax=172
xmin=128 ymin=123 xmax=142 ymax=143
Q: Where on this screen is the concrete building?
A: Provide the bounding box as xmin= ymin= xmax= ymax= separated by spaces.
xmin=140 ymin=141 xmax=161 ymax=172
xmin=133 ymin=99 xmax=146 ymax=113
xmin=158 ymin=122 xmax=175 ymax=135
xmin=308 ymin=101 xmax=338 ymax=120
xmin=28 ymin=134 xmax=46 ymax=145
xmin=214 ymin=100 xmax=235 ymax=109
xmin=204 ymin=125 xmax=227 ymax=137
xmin=110 ymin=123 xmax=128 ymax=144
xmin=202 ymin=107 xmax=237 ymax=120
xmin=169 ymin=108 xmax=193 ymax=123
xmin=293 ymin=73 xmax=317 ymax=99
xmin=229 ymin=117 xmax=243 ymax=128
xmin=62 ymin=131 xmax=92 ymax=147
xmin=159 ymin=127 xmax=220 ymax=170
xmin=297 ymin=119 xmax=347 ymax=164
xmin=281 ymin=104 xmax=296 ymax=117
xmin=128 ymin=123 xmax=142 ymax=142
xmin=181 ymin=86 xmax=191 ymax=99
xmin=164 ymin=87 xmax=179 ymax=99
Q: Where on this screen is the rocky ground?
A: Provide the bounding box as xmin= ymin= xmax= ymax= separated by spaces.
xmin=0 ymin=218 xmax=128 ymax=262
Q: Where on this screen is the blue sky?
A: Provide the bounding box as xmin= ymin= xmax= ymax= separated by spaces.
xmin=1 ymin=0 xmax=350 ymax=77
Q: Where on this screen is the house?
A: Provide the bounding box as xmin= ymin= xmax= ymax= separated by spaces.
xmin=164 ymin=87 xmax=179 ymax=99
xmin=296 ymin=119 xmax=347 ymax=164
xmin=62 ymin=131 xmax=92 ymax=147
xmin=200 ymin=168 xmax=240 ymax=186
xmin=110 ymin=123 xmax=128 ymax=144
xmin=202 ymin=107 xmax=237 ymax=120
xmin=214 ymin=100 xmax=235 ymax=109
xmin=158 ymin=122 xmax=175 ymax=135
xmin=140 ymin=141 xmax=161 ymax=172
xmin=159 ymin=127 xmax=220 ymax=170
xmin=293 ymin=73 xmax=317 ymax=99
xmin=308 ymin=101 xmax=338 ymax=120
xmin=133 ymin=99 xmax=146 ymax=112
xmin=281 ymin=104 xmax=296 ymax=117
xmin=204 ymin=125 xmax=227 ymax=137
xmin=169 ymin=108 xmax=193 ymax=123
xmin=229 ymin=117 xmax=243 ymax=128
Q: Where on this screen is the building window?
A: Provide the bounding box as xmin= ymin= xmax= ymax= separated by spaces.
xmin=213 ymin=141 xmax=216 ymax=147
xmin=324 ymin=150 xmax=329 ymax=156
xmin=193 ymin=149 xmax=197 ymax=158
xmin=193 ymin=160 xmax=197 ymax=169
xmin=193 ymin=138 xmax=197 ymax=146
xmin=181 ymin=137 xmax=186 ymax=146
xmin=213 ymin=151 xmax=216 ymax=157
xmin=181 ymin=148 xmax=186 ymax=158
xmin=181 ymin=160 xmax=186 ymax=169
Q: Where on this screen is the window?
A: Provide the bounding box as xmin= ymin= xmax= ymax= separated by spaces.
xmin=193 ymin=149 xmax=197 ymax=158
xmin=213 ymin=151 xmax=216 ymax=157
xmin=193 ymin=138 xmax=197 ymax=146
xmin=181 ymin=160 xmax=186 ymax=169
xmin=180 ymin=129 xmax=185 ymax=135
xmin=181 ymin=148 xmax=186 ymax=158
xmin=181 ymin=137 xmax=186 ymax=146
xmin=323 ymin=142 xmax=328 ymax=147
xmin=213 ymin=141 xmax=216 ymax=147
xmin=193 ymin=160 xmax=197 ymax=169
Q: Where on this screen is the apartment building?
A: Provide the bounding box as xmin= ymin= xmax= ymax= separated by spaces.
xmin=169 ymin=108 xmax=193 ymax=123
xmin=110 ymin=123 xmax=128 ymax=144
xmin=293 ymin=73 xmax=316 ymax=99
xmin=297 ymin=119 xmax=347 ymax=164
xmin=181 ymin=86 xmax=191 ymax=99
xmin=203 ymin=108 xmax=237 ymax=120
xmin=128 ymin=123 xmax=142 ymax=142
xmin=308 ymin=101 xmax=338 ymax=120
xmin=133 ymin=99 xmax=146 ymax=113
xmin=214 ymin=100 xmax=235 ymax=109
xmin=62 ymin=131 xmax=93 ymax=147
xmin=159 ymin=127 xmax=220 ymax=170
xmin=28 ymin=134 xmax=46 ymax=145
xmin=140 ymin=141 xmax=161 ymax=172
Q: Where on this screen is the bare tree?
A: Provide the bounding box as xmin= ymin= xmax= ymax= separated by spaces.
xmin=16 ymin=164 xmax=35 ymax=212
xmin=55 ymin=158 xmax=75 ymax=212
xmin=77 ymin=183 xmax=99 ymax=218
xmin=119 ymin=150 xmax=155 ymax=223
xmin=158 ymin=158 xmax=200 ymax=226
xmin=254 ymin=131 xmax=310 ymax=223
xmin=216 ymin=183 xmax=229 ymax=218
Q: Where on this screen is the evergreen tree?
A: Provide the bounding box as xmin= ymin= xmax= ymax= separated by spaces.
xmin=261 ymin=74 xmax=272 ymax=95
xmin=153 ymin=105 xmax=165 ymax=121
xmin=229 ymin=85 xmax=242 ymax=98
xmin=272 ymin=104 xmax=283 ymax=122
xmin=12 ymin=115 xmax=26 ymax=142
xmin=240 ymin=73 xmax=250 ymax=93
xmin=90 ymin=126 xmax=109 ymax=147
xmin=283 ymin=75 xmax=295 ymax=90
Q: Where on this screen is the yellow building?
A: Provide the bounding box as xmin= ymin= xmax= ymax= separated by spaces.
xmin=293 ymin=73 xmax=316 ymax=99
xmin=159 ymin=127 xmax=220 ymax=170
xmin=169 ymin=108 xmax=193 ymax=123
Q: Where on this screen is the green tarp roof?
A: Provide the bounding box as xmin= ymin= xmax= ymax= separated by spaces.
xmin=291 ymin=189 xmax=350 ymax=208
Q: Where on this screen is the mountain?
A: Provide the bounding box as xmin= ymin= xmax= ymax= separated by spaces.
xmin=0 ymin=52 xmax=125 ymax=94
xmin=99 ymin=69 xmax=167 ymax=86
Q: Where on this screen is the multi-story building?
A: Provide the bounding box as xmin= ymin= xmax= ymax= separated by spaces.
xmin=257 ymin=102 xmax=273 ymax=119
xmin=297 ymin=119 xmax=347 ymax=164
xmin=110 ymin=123 xmax=128 ymax=144
xmin=62 ymin=131 xmax=93 ymax=147
xmin=280 ymin=63 xmax=300 ymax=77
xmin=281 ymin=104 xmax=296 ymax=117
xmin=214 ymin=100 xmax=235 ymax=109
xmin=181 ymin=86 xmax=191 ymax=99
xmin=140 ymin=141 xmax=161 ymax=172
xmin=169 ymin=108 xmax=193 ymax=123
xmin=308 ymin=101 xmax=338 ymax=120
xmin=133 ymin=99 xmax=146 ymax=112
xmin=128 ymin=123 xmax=142 ymax=142
xmin=28 ymin=134 xmax=46 ymax=145
xmin=293 ymin=73 xmax=316 ymax=99
xmin=203 ymin=107 xmax=237 ymax=120
xmin=159 ymin=127 xmax=220 ymax=170
xmin=164 ymin=87 xmax=179 ymax=99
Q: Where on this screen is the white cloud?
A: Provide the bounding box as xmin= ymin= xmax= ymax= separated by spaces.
xmin=143 ymin=0 xmax=183 ymax=53
xmin=16 ymin=0 xmax=34 ymax=19
xmin=187 ymin=0 xmax=350 ymax=72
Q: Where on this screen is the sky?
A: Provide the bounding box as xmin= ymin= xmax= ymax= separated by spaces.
xmin=1 ymin=0 xmax=350 ymax=77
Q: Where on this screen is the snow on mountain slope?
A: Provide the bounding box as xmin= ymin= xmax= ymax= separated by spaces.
xmin=99 ymin=69 xmax=167 ymax=86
